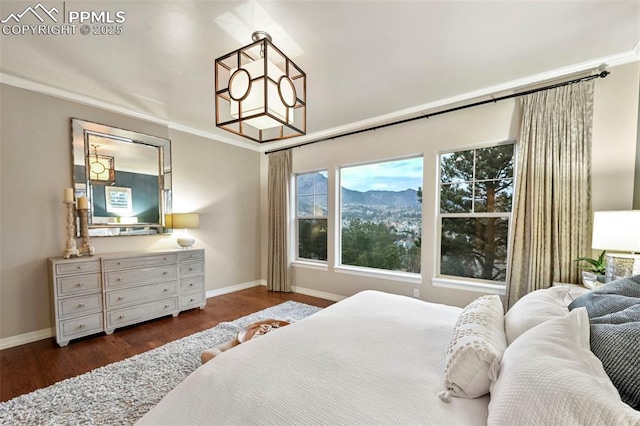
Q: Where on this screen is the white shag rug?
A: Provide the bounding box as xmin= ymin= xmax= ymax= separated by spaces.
xmin=0 ymin=301 xmax=322 ymax=425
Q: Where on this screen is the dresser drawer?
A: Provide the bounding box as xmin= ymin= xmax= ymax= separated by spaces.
xmin=106 ymin=298 xmax=177 ymax=329
xmin=106 ymin=281 xmax=177 ymax=309
xmin=59 ymin=313 xmax=103 ymax=340
xmin=103 ymin=253 xmax=177 ymax=271
xmin=104 ymin=265 xmax=177 ymax=289
xmin=56 ymin=260 xmax=101 ymax=276
xmin=178 ymin=250 xmax=204 ymax=262
xmin=179 ymin=261 xmax=204 ymax=276
xmin=58 ymin=294 xmax=103 ymax=319
xmin=57 ymin=273 xmax=101 ymax=296
xmin=180 ymin=276 xmax=204 ymax=293
xmin=180 ymin=291 xmax=205 ymax=309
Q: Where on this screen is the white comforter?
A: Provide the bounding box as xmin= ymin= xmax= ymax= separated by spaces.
xmin=138 ymin=290 xmax=488 ymax=425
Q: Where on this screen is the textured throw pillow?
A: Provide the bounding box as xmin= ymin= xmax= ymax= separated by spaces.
xmin=504 ymin=287 xmax=569 ymax=345
xmin=443 ymin=295 xmax=507 ymax=399
xmin=488 ymin=308 xmax=640 ymax=425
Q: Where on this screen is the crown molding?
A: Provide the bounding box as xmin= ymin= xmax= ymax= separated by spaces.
xmin=0 ymin=72 xmax=171 ymax=126
xmin=168 ymin=123 xmax=260 ymax=152
xmin=2 ymin=47 xmax=638 ymax=155
xmin=0 ymin=72 xmax=259 ymax=152
xmin=259 ymin=48 xmax=640 ymax=153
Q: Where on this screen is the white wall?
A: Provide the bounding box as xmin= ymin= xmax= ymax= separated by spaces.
xmin=260 ymin=62 xmax=640 ymax=308
xmin=0 ymin=84 xmax=262 ymax=342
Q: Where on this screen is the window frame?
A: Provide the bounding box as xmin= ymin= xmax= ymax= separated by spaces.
xmin=433 ymin=140 xmax=516 ymax=294
xmin=293 ymin=169 xmax=328 ymax=264
xmin=336 ymin=155 xmax=424 ymax=280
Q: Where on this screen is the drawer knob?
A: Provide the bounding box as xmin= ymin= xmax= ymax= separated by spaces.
xmin=190 ymin=298 xmax=194 ymax=302
xmin=118 ymin=296 xmax=124 ymax=301
xmin=164 ymin=305 xmax=170 ymax=309
xmin=78 ymin=303 xmax=85 ymax=308
xmin=76 ymin=283 xmax=83 ymax=287
xmin=189 ymin=267 xmax=193 ymax=271
xmin=118 ymin=315 xmax=124 ymax=320
xmin=189 ymin=283 xmax=193 ymax=287
xmin=78 ymin=324 xmax=85 ymax=329
xmin=77 ymin=266 xmax=82 ymax=269
xmin=163 ymin=288 xmax=168 ymax=292
xmin=163 ymin=271 xmax=168 ymax=275
xmin=163 ymin=257 xmax=167 ymax=260
xmin=117 ymin=262 xmax=121 ymax=265
xmin=117 ymin=278 xmax=122 ymax=282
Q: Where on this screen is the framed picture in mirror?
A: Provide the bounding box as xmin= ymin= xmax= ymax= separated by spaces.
xmin=105 ymin=186 xmax=133 ymax=215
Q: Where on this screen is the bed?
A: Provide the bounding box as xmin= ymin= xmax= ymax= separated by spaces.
xmin=138 ymin=281 xmax=640 ymax=425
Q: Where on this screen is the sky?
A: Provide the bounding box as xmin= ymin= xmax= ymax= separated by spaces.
xmin=341 ymin=157 xmax=423 ymax=192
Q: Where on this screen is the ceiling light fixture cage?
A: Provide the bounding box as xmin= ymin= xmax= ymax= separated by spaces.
xmin=88 ymin=144 xmax=115 ymax=185
xmin=215 ymin=31 xmax=306 ymax=143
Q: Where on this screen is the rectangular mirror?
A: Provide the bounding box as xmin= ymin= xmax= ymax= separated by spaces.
xmin=71 ymin=118 xmax=172 ymax=236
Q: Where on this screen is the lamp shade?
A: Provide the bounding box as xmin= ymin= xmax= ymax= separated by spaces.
xmin=592 ymin=210 xmax=640 ymax=252
xmin=172 ymin=213 xmax=199 ymax=229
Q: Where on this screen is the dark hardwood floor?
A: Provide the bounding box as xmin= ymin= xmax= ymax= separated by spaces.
xmin=0 ymin=286 xmax=334 ymax=402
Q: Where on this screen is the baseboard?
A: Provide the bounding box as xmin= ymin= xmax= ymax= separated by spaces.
xmin=292 ymin=286 xmax=346 ymax=302
xmin=0 ymin=328 xmax=53 ymax=350
xmin=207 ymin=279 xmax=345 ymax=302
xmin=205 ymin=280 xmax=264 ymax=298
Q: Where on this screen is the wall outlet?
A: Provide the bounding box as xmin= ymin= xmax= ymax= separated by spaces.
xmin=413 ymin=289 xmax=419 ymax=298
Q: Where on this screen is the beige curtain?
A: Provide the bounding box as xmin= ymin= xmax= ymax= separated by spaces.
xmin=507 ymin=80 xmax=595 ymax=308
xmin=267 ymin=149 xmax=292 ymax=292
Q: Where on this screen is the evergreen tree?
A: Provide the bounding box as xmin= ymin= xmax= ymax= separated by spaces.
xmin=440 ymin=145 xmax=513 ymax=281
xmin=298 ymin=219 xmax=327 ymax=261
xmin=342 ymin=219 xmax=404 ymax=270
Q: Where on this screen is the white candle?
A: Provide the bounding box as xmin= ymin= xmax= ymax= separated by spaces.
xmin=64 ymin=188 xmax=74 ymax=203
xmin=77 ymin=196 xmax=88 ymax=210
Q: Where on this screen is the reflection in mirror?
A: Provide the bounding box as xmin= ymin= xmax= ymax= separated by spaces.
xmin=71 ymin=119 xmax=172 ymax=236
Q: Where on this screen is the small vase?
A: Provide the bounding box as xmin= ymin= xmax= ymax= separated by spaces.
xmin=581 ymin=271 xmax=604 ymax=289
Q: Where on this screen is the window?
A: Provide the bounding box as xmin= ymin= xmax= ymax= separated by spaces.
xmin=295 ymin=171 xmax=328 ymax=261
xmin=340 ymin=157 xmax=423 ymax=273
xmin=438 ymin=143 xmax=514 ymax=283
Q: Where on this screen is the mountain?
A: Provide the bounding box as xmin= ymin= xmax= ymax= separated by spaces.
xmin=297 ymin=172 xmax=420 ymax=207
xmin=342 ymin=187 xmax=420 ymax=207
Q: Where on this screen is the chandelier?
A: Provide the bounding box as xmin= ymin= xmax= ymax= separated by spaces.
xmin=215 ymin=31 xmax=306 ymax=143
xmin=88 ymin=144 xmax=115 ymax=185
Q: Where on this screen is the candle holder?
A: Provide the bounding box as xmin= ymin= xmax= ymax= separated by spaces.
xmin=63 ymin=201 xmax=80 ymax=259
xmin=77 ymin=208 xmax=95 ymax=256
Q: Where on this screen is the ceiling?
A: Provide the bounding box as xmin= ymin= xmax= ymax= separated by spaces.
xmin=1 ymin=1 xmax=639 ymax=151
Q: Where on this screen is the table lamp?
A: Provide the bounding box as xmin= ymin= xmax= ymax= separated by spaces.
xmin=592 ymin=210 xmax=640 ymax=282
xmin=172 ymin=213 xmax=200 ymax=248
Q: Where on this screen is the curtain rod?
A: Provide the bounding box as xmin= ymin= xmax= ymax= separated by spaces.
xmin=264 ymin=70 xmax=610 ymax=155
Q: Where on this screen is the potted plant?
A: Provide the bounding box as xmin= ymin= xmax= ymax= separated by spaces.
xmin=574 ymin=250 xmax=607 ymax=288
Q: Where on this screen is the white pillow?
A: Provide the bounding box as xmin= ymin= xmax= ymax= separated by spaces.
xmin=504 ymin=287 xmax=569 ymax=345
xmin=489 ymin=308 xmax=640 ymax=425
xmin=443 ymin=295 xmax=507 ymax=399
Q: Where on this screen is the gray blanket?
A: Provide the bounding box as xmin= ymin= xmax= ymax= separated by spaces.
xmin=569 ymin=275 xmax=640 ymax=410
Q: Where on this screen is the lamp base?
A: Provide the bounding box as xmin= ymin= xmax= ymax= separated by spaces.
xmin=604 ymin=253 xmax=640 ymax=283
xmin=177 ymin=235 xmax=196 ymax=249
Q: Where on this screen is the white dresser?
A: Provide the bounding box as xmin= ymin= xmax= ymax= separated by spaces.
xmin=48 ymin=249 xmax=206 ymax=347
